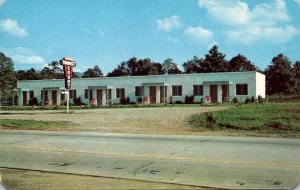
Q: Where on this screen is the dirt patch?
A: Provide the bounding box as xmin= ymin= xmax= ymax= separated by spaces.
xmin=0 ymin=168 xmax=201 ymax=190
xmin=0 ymin=107 xmax=230 ymax=135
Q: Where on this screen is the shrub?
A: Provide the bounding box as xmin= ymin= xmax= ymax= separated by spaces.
xmin=251 ymin=96 xmax=256 ymax=103
xmin=245 ymin=97 xmax=251 ymax=104
xmin=120 ymin=97 xmax=127 ymax=105
xmin=126 ymin=97 xmax=130 ymax=104
xmin=175 ymin=101 xmax=182 ymax=104
xmin=136 ymin=97 xmax=142 ymax=104
xmin=29 ymin=97 xmax=38 ymax=106
xmin=74 ymin=97 xmax=82 ymax=105
xmin=232 ymin=97 xmax=239 ymax=103
xmin=258 ymin=95 xmax=264 ymax=103
xmin=185 ymin=95 xmax=194 ymax=104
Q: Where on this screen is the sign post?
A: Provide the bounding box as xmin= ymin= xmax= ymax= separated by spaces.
xmin=60 ymin=57 xmax=76 ymax=114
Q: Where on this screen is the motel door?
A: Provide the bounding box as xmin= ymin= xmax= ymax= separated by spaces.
xmin=222 ymin=85 xmax=228 ymax=103
xmin=150 ymin=86 xmax=156 ymax=104
xmin=97 ymin=89 xmax=102 ymax=106
xmin=22 ymin=91 xmax=27 ymax=105
xmin=52 ymin=90 xmax=57 ymax=106
xmin=210 ymin=85 xmax=218 ymax=103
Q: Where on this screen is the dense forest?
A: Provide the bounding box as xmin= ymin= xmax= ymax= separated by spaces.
xmin=1 ymin=45 xmax=299 ymax=103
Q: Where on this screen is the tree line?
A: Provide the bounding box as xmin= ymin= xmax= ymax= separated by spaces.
xmin=1 ymin=45 xmax=299 ymax=103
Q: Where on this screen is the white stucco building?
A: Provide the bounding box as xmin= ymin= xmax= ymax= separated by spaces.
xmin=17 ymin=71 xmax=265 ymax=106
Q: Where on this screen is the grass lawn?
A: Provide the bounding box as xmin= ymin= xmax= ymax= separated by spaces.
xmin=0 ymin=119 xmax=74 ymax=130
xmin=189 ymin=102 xmax=300 ymax=133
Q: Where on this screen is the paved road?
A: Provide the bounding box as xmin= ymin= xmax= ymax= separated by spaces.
xmin=0 ymin=130 xmax=299 ymax=189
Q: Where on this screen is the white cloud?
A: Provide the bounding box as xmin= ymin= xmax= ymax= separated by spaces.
xmin=198 ymin=0 xmax=289 ymax=26
xmin=0 ymin=47 xmax=45 ymax=64
xmin=295 ymin=0 xmax=300 ymax=7
xmin=185 ymin=26 xmax=213 ymax=42
xmin=252 ymin=0 xmax=290 ymax=25
xmin=225 ymin=25 xmax=299 ymax=44
xmin=198 ymin=0 xmax=298 ymax=44
xmin=156 ymin=15 xmax=182 ymax=32
xmin=12 ymin=55 xmax=45 ymax=64
xmin=0 ymin=0 xmax=6 ymax=7
xmin=199 ymin=0 xmax=251 ymax=25
xmin=0 ymin=19 xmax=28 ymax=37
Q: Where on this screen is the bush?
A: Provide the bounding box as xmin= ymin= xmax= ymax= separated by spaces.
xmin=74 ymin=97 xmax=82 ymax=105
xmin=29 ymin=97 xmax=38 ymax=106
xmin=232 ymin=97 xmax=239 ymax=103
xmin=251 ymin=96 xmax=256 ymax=103
xmin=245 ymin=97 xmax=251 ymax=104
xmin=126 ymin=97 xmax=130 ymax=104
xmin=120 ymin=97 xmax=127 ymax=105
xmin=185 ymin=95 xmax=194 ymax=104
xmin=258 ymin=95 xmax=264 ymax=103
xmin=136 ymin=97 xmax=142 ymax=104
xmin=175 ymin=101 xmax=182 ymax=104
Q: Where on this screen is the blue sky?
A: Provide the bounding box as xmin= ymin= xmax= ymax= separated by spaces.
xmin=0 ymin=0 xmax=300 ymax=74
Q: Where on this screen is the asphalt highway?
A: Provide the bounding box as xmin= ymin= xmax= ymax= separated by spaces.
xmin=0 ymin=130 xmax=299 ymax=189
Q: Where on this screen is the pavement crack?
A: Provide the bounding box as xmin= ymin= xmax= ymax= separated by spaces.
xmin=134 ymin=162 xmax=154 ymax=171
xmin=6 ymin=134 xmax=59 ymax=145
xmin=169 ymin=140 xmax=208 ymax=156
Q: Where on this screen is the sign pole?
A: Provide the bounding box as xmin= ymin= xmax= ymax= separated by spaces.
xmin=66 ymin=90 xmax=69 ymax=114
xmin=60 ymin=57 xmax=76 ymax=114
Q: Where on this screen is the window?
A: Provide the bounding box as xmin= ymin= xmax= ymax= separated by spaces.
xmin=236 ymin=84 xmax=248 ymax=95
xmin=116 ymin=88 xmax=125 ymax=98
xmin=172 ymin=85 xmax=182 ymax=96
xmin=193 ymin=85 xmax=203 ymax=96
xmin=29 ymin=91 xmax=34 ymax=99
xmin=135 ymin=86 xmax=143 ymax=96
xmin=84 ymin=89 xmax=88 ymax=99
xmin=69 ymin=89 xmax=76 ymax=99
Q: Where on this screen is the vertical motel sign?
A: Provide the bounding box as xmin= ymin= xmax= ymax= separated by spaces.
xmin=60 ymin=57 xmax=76 ymax=89
xmin=60 ymin=57 xmax=76 ymax=114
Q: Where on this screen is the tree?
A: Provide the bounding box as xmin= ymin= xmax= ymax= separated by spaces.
xmin=265 ymin=54 xmax=294 ymax=95
xmin=107 ymin=57 xmax=164 ymax=77
xmin=293 ymin=61 xmax=300 ymax=94
xmin=202 ymin=45 xmax=228 ymax=73
xmin=40 ymin=61 xmax=63 ymax=79
xmin=182 ymin=56 xmax=203 ymax=74
xmin=16 ymin=68 xmax=41 ymax=80
xmin=82 ymin=65 xmax=103 ymax=78
xmin=229 ymin=54 xmax=257 ymax=72
xmin=0 ymin=52 xmax=16 ymax=105
xmin=107 ymin=62 xmax=129 ymax=77
xmin=162 ymin=58 xmax=181 ymax=74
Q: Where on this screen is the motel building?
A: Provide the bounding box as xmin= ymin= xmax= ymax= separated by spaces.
xmin=17 ymin=71 xmax=265 ymax=106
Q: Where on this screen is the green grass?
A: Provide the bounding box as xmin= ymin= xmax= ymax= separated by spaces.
xmin=0 ymin=119 xmax=74 ymax=130
xmin=189 ymin=102 xmax=300 ymax=133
